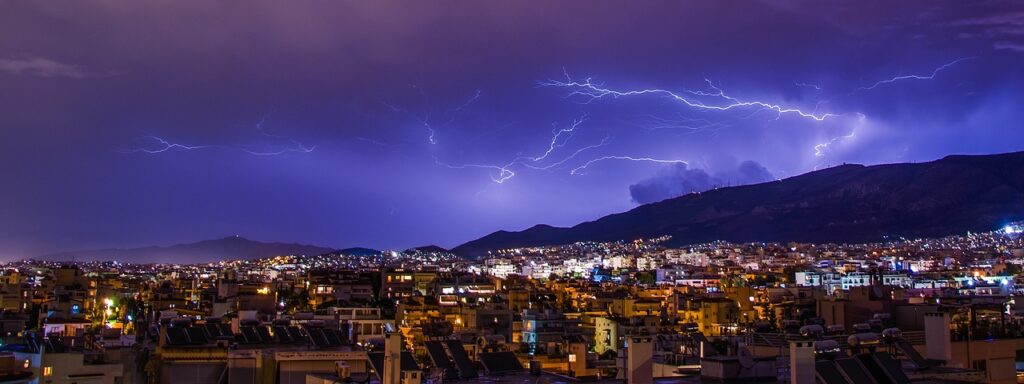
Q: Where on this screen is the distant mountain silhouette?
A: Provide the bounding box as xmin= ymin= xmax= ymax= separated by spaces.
xmin=334 ymin=247 xmax=382 ymax=257
xmin=409 ymin=245 xmax=449 ymax=253
xmin=453 ymin=152 xmax=1024 ymax=257
xmin=39 ymin=236 xmax=333 ymax=264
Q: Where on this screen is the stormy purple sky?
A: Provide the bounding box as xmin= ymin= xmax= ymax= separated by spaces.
xmin=2 ymin=1 xmax=1023 ymax=258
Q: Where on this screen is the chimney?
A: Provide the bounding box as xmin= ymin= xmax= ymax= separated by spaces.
xmin=924 ymin=312 xmax=952 ymax=363
xmin=383 ymin=327 xmax=402 ymax=384
xmin=789 ymin=341 xmax=815 ymax=384
xmin=627 ymin=335 xmax=653 ymax=384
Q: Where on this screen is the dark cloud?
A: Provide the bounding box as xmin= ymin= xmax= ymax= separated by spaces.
xmin=629 ymin=164 xmax=714 ymax=204
xmin=629 ymin=161 xmax=775 ymax=204
xmin=721 ymin=161 xmax=776 ymax=187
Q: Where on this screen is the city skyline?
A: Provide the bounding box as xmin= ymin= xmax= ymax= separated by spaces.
xmin=3 ymin=1 xmax=1024 ymax=258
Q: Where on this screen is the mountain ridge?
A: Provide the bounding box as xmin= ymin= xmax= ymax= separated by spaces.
xmin=452 ymin=151 xmax=1024 ymax=256
xmin=39 ymin=236 xmax=334 ymax=264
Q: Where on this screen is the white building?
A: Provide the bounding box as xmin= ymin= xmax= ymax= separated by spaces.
xmin=485 ymin=259 xmax=517 ymax=279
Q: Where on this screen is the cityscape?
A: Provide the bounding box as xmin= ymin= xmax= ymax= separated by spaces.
xmin=3 ymin=1 xmax=1024 ymax=383
xmin=1 ymin=223 xmax=1024 ymax=383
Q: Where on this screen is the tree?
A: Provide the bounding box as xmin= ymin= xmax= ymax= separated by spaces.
xmin=26 ymin=303 xmax=42 ymax=331
xmin=782 ymin=267 xmax=798 ymax=284
xmin=765 ymin=306 xmax=778 ymax=330
xmin=1004 ymin=263 xmax=1022 ymax=276
xmin=637 ymin=272 xmax=656 ymax=285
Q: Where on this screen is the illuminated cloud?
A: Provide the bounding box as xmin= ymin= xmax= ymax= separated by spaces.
xmin=0 ymin=55 xmax=91 ymax=79
xmin=629 ymin=161 xmax=774 ymax=204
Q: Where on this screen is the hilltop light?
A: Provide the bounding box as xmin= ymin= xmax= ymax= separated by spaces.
xmin=1003 ymin=224 xmax=1024 ymax=236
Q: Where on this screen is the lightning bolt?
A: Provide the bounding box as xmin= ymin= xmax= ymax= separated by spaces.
xmin=121 ymin=116 xmax=316 ymax=156
xmin=857 ymin=57 xmax=973 ymax=91
xmin=118 ymin=136 xmax=212 ymax=154
xmin=437 ymin=136 xmax=610 ymax=183
xmin=434 ymin=116 xmax=608 ymax=183
xmin=813 ymin=130 xmax=856 ymax=157
xmin=248 ymin=114 xmax=317 ymax=155
xmin=392 ymin=87 xmax=485 ymax=146
xmin=530 ymin=114 xmax=587 ymax=162
xmin=440 ymin=58 xmax=969 ymax=184
xmin=638 ymin=114 xmax=739 ymax=134
xmin=809 ymin=59 xmax=970 ymax=117
xmin=240 ymin=140 xmax=317 ymax=156
xmin=356 ymin=136 xmax=392 ymax=147
xmin=795 ymin=82 xmax=822 ymax=90
xmin=433 ymin=156 xmax=517 ymax=184
xmin=570 ymin=156 xmax=688 ymax=176
xmin=452 ymin=89 xmax=483 ymax=111
xmin=813 ymin=113 xmax=865 ymax=157
xmin=540 ymin=72 xmax=845 ymax=168
xmin=522 ymin=135 xmax=611 ymax=171
xmin=420 ymin=114 xmax=437 ymax=145
xmin=540 ymin=72 xmax=835 ymax=121
xmin=379 ymin=100 xmax=402 ymax=113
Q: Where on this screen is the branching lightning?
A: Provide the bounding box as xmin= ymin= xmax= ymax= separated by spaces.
xmin=530 ymin=114 xmax=586 ymax=162
xmin=813 ymin=130 xmax=856 ymax=157
xmin=121 ymin=116 xmax=316 ymax=156
xmin=813 ymin=113 xmax=865 ymax=157
xmin=356 ymin=136 xmax=392 ymax=147
xmin=435 ymin=115 xmax=609 ymax=183
xmin=795 ymin=82 xmax=822 ymax=90
xmin=638 ymin=113 xmax=746 ymax=135
xmin=544 ymin=57 xmax=967 ymax=168
xmin=118 ymin=136 xmax=211 ymax=154
xmin=532 ymin=72 xmax=840 ymax=175
xmin=433 ymin=156 xmax=517 ymax=184
xmin=521 ymin=135 xmax=611 ymax=171
xmin=248 ymin=114 xmax=317 ymax=155
xmin=452 ymin=89 xmax=482 ymax=112
xmin=857 ymin=57 xmax=973 ymax=91
xmin=379 ymin=100 xmax=402 ymax=113
xmin=240 ymin=140 xmax=316 ymax=156
xmin=432 ymin=58 xmax=966 ymax=185
xmin=570 ymin=156 xmax=688 ymax=175
xmin=422 ymin=116 xmax=437 ymax=145
xmin=540 ymin=72 xmax=835 ymax=121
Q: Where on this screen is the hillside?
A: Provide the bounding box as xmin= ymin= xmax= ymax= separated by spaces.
xmin=453 ymin=152 xmax=1024 ymax=256
xmin=40 ymin=236 xmax=334 ymax=264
